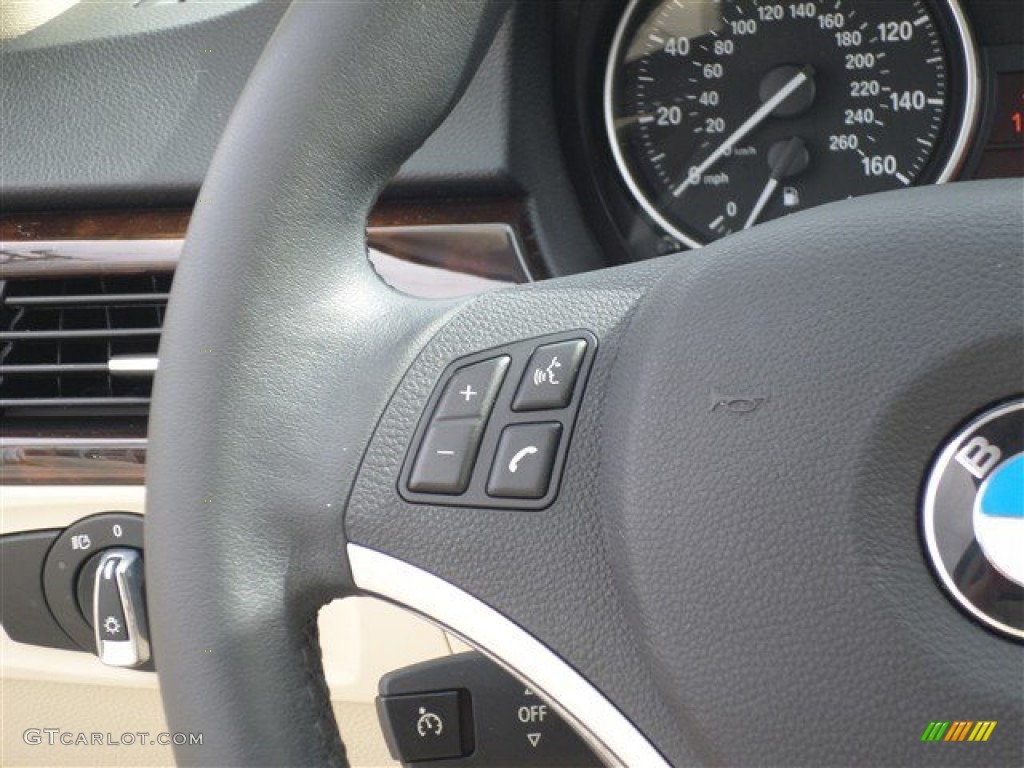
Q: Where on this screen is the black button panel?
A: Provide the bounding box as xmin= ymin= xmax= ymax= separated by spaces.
xmin=400 ymin=331 xmax=596 ymax=510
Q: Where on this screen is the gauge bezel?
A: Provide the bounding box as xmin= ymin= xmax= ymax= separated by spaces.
xmin=602 ymin=0 xmax=983 ymax=250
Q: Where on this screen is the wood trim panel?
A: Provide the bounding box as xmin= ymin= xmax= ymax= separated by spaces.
xmin=1 ymin=200 xmax=539 ymax=483
xmin=1 ymin=199 xmax=543 ymax=281
xmin=0 ymin=209 xmax=190 ymax=242
xmin=0 ymin=441 xmax=147 ymax=485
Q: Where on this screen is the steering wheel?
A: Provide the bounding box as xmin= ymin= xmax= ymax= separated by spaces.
xmin=145 ymin=2 xmax=1023 ymax=765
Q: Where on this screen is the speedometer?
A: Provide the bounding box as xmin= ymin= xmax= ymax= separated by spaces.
xmin=605 ymin=0 xmax=979 ymax=247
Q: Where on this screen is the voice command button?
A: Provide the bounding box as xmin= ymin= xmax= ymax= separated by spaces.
xmin=512 ymin=340 xmax=587 ymax=411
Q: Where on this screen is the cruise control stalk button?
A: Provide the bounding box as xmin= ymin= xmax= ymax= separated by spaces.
xmin=377 ymin=690 xmax=468 ymax=763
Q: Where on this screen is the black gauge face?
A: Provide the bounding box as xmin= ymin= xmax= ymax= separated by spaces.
xmin=606 ymin=0 xmax=978 ymax=247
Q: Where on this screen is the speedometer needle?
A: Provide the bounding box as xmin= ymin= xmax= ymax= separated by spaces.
xmin=744 ymin=180 xmax=781 ymax=231
xmin=744 ymin=136 xmax=807 ymax=230
xmin=672 ymin=65 xmax=814 ymax=198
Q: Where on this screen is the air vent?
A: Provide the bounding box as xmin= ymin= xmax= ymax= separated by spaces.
xmin=0 ymin=272 xmax=170 ymax=431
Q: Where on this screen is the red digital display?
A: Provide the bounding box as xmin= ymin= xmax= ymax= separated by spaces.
xmin=974 ymin=71 xmax=1024 ymax=180
xmin=989 ymin=71 xmax=1024 ymax=146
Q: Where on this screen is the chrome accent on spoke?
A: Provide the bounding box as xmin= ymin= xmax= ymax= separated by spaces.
xmin=348 ymin=544 xmax=670 ymax=768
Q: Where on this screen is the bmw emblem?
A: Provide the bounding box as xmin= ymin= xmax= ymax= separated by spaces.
xmin=923 ymin=400 xmax=1024 ymax=640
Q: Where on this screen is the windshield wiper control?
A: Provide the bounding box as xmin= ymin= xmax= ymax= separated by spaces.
xmin=92 ymin=548 xmax=150 ymax=668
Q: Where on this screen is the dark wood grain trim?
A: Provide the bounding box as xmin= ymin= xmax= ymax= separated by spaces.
xmin=1 ymin=198 xmax=544 ymax=281
xmin=0 ymin=440 xmax=147 ymax=485
xmin=0 ymin=209 xmax=190 ymax=242
xmin=1 ymin=200 xmax=531 ymax=240
xmin=1 ymin=200 xmax=540 ymax=483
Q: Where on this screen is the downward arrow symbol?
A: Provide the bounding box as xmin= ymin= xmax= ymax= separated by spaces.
xmin=527 ymin=733 xmax=542 ymax=748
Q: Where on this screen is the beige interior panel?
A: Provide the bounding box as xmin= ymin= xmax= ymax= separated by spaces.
xmin=1 ymin=679 xmax=397 ymax=767
xmin=0 ymin=485 xmax=147 ymax=535
xmin=0 ymin=0 xmax=77 ymax=41
xmin=3 ymin=597 xmax=453 ymax=700
xmin=0 ymin=485 xmax=456 ymax=765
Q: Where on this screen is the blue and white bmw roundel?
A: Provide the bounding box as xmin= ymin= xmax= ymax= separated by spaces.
xmin=974 ymin=452 xmax=1024 ymax=588
xmin=923 ymin=400 xmax=1024 ymax=641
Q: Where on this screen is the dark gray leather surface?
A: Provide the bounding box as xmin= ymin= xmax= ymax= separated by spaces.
xmin=348 ymin=180 xmax=1023 ymax=766
xmin=0 ymin=0 xmax=519 ymax=212
xmin=603 ymin=179 xmax=1023 ymax=766
xmin=145 ymin=2 xmax=507 ymax=765
xmin=0 ymin=1 xmax=604 ymax=279
xmin=0 ymin=2 xmax=287 ymax=210
xmin=346 ymin=258 xmax=698 ymax=764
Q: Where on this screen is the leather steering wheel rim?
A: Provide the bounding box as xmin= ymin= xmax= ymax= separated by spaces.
xmin=147 ymin=2 xmax=1023 ymax=766
xmin=147 ymin=3 xmax=506 ymax=764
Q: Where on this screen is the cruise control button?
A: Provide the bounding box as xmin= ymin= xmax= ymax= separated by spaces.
xmin=435 ymin=356 xmax=510 ymax=421
xmin=512 ymin=340 xmax=587 ymax=411
xmin=377 ymin=690 xmax=468 ymax=763
xmin=408 ymin=420 xmax=482 ymax=494
xmin=487 ymin=423 xmax=562 ymax=499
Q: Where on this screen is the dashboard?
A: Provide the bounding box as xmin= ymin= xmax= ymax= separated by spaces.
xmin=0 ymin=2 xmax=1021 ymax=766
xmin=2 ymin=1 xmax=1020 ymax=278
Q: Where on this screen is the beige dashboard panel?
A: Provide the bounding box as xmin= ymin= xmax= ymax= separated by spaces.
xmin=0 ymin=485 xmax=456 ymax=766
xmin=2 ymin=679 xmax=396 ymax=767
xmin=0 ymin=0 xmax=78 ymax=41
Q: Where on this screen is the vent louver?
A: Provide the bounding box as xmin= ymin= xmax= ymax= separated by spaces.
xmin=0 ymin=273 xmax=170 ymax=426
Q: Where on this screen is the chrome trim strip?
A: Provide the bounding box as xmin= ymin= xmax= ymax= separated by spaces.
xmin=4 ymin=293 xmax=170 ymax=306
xmin=108 ymin=356 xmax=159 ymax=374
xmin=937 ymin=0 xmax=983 ymax=183
xmin=0 ymin=397 xmax=151 ymax=408
xmin=0 ymin=363 xmax=110 ymax=375
xmin=347 ymin=544 xmax=670 ymax=768
xmin=0 ymin=438 xmax=148 ymax=447
xmin=0 ymin=328 xmax=159 ymax=341
xmin=602 ymin=0 xmax=984 ymax=250
xmin=603 ymin=0 xmax=700 ymax=249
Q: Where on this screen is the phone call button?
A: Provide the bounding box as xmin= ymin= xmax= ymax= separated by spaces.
xmin=487 ymin=423 xmax=562 ymax=499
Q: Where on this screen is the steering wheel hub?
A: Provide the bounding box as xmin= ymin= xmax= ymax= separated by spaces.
xmin=599 ymin=185 xmax=1023 ymax=763
xmin=923 ymin=399 xmax=1024 ymax=639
